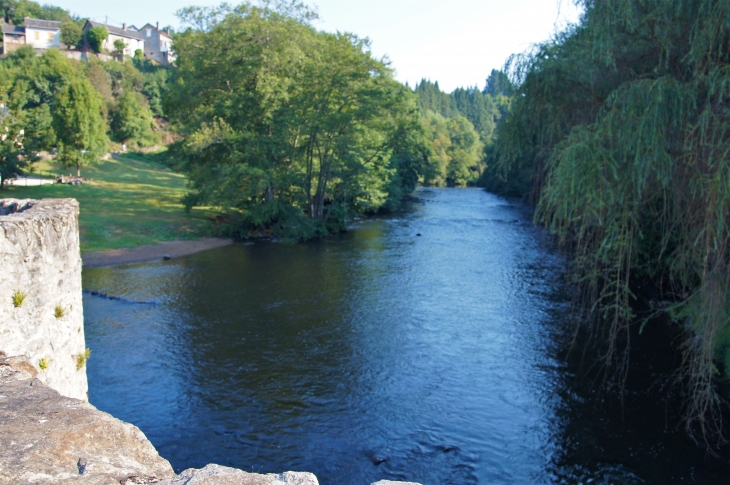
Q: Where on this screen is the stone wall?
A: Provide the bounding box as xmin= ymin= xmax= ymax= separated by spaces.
xmin=0 ymin=198 xmax=87 ymax=400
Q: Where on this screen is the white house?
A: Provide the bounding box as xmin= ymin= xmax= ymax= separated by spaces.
xmin=24 ymin=18 xmax=61 ymax=50
xmin=83 ymin=20 xmax=144 ymax=57
xmin=139 ymin=23 xmax=175 ymax=65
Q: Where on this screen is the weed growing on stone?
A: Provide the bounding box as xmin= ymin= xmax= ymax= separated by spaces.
xmin=54 ymin=305 xmax=66 ymax=319
xmin=75 ymin=348 xmax=91 ymax=370
xmin=11 ymin=290 xmax=27 ymax=308
xmin=38 ymin=357 xmax=50 ymax=370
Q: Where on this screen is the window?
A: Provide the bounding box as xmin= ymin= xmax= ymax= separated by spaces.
xmin=34 ymin=31 xmax=39 ymax=40
xmin=48 ymin=32 xmax=53 ymax=40
xmin=146 ymin=29 xmax=151 ymax=37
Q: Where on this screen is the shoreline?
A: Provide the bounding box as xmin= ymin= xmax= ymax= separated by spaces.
xmin=82 ymin=237 xmax=234 ymax=268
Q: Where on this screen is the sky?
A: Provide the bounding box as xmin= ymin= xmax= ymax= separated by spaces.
xmin=48 ymin=0 xmax=582 ymax=93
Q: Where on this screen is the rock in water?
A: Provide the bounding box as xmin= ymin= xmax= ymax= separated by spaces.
xmin=155 ymin=464 xmax=319 ymax=484
xmin=0 ymin=356 xmax=175 ymax=484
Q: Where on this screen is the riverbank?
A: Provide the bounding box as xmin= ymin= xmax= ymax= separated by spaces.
xmin=3 ymin=154 xmax=213 ymax=253
xmin=82 ymin=237 xmax=234 ymax=267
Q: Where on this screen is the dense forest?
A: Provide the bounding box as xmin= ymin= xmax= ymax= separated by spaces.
xmin=411 ymin=72 xmax=512 ymax=187
xmin=489 ymin=0 xmax=730 ymax=445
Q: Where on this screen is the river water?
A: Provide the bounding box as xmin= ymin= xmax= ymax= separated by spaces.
xmin=83 ymin=188 xmax=728 ymax=484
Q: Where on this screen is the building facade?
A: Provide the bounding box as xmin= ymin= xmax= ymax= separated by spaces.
xmin=1 ymin=23 xmax=26 ymax=54
xmin=24 ymin=18 xmax=61 ymax=50
xmin=140 ymin=23 xmax=175 ymax=66
xmin=83 ymin=20 xmax=145 ymax=58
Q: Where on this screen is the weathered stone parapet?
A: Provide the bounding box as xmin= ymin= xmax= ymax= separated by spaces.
xmin=0 ymin=355 xmax=423 ymax=485
xmin=154 ymin=464 xmax=319 ymax=484
xmin=0 ymin=355 xmax=175 ymax=484
xmin=0 ymin=198 xmax=87 ymax=400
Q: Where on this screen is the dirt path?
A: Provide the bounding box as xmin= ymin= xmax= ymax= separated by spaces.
xmin=82 ymin=238 xmax=234 ymax=268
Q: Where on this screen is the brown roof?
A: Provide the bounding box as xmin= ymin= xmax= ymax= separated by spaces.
xmin=24 ymin=18 xmax=61 ymax=30
xmin=85 ymin=20 xmax=144 ymax=41
xmin=2 ymin=23 xmax=25 ymax=35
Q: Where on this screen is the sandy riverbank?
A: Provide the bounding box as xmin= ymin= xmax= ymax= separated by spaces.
xmin=82 ymin=237 xmax=234 ymax=268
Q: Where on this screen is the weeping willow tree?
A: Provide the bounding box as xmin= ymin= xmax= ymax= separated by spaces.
xmin=494 ymin=0 xmax=730 ymax=444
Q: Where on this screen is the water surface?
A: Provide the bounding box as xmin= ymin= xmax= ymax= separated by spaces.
xmin=83 ymin=188 xmax=728 ymax=484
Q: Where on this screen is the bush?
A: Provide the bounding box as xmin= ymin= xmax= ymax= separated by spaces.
xmin=87 ymin=26 xmax=108 ymax=53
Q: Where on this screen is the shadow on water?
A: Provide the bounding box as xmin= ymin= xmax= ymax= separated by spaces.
xmin=83 ymin=188 xmax=730 ymax=484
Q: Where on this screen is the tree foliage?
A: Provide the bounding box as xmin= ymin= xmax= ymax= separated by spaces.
xmin=84 ymin=57 xmax=159 ymax=148
xmin=110 ymin=90 xmax=155 ymax=146
xmin=2 ymin=0 xmax=72 ymax=25
xmin=494 ymin=0 xmax=730 ymax=444
xmin=61 ymin=20 xmax=82 ymax=48
xmin=87 ymin=26 xmax=108 ymax=53
xmin=0 ymin=48 xmax=107 ymax=179
xmin=113 ymin=39 xmax=126 ymax=56
xmin=167 ymin=2 xmax=424 ymax=239
xmin=419 ymin=111 xmax=483 ymax=187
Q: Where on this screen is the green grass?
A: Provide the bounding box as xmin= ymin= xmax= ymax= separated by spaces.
xmin=2 ymin=154 xmax=213 ymax=252
xmin=11 ymin=290 xmax=27 ymax=308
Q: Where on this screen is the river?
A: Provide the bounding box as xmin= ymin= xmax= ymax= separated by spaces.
xmin=82 ymin=188 xmax=728 ymax=484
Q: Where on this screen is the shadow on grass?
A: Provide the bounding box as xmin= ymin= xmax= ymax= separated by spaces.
xmin=3 ymin=156 xmax=214 ymax=252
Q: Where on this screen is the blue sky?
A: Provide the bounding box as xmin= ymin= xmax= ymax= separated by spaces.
xmin=50 ymin=0 xmax=581 ymax=92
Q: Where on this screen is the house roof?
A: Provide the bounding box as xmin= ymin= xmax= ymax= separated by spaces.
xmin=85 ymin=20 xmax=144 ymax=40
xmin=24 ymin=18 xmax=62 ymax=30
xmin=1 ymin=23 xmax=25 ymax=35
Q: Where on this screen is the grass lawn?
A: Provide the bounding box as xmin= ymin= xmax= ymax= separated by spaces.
xmin=1 ymin=154 xmax=214 ymax=253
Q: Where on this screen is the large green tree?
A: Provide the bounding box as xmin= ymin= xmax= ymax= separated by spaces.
xmin=61 ymin=20 xmax=82 ymax=48
xmin=167 ymin=2 xmax=423 ymax=239
xmin=494 ymin=0 xmax=730 ymax=444
xmin=0 ymin=48 xmax=106 ymax=179
xmin=110 ymin=90 xmax=155 ymax=147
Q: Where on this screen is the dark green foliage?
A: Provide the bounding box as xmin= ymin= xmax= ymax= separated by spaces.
xmin=167 ymin=2 xmax=424 ymax=240
xmin=418 ymin=111 xmax=484 ymax=187
xmin=484 ymin=69 xmax=513 ymax=97
xmin=495 ymin=0 xmax=730 ymax=444
xmin=61 ymin=20 xmax=82 ymax=48
xmin=452 ymin=87 xmax=499 ymax=143
xmin=110 ymin=91 xmax=155 ymax=147
xmin=0 ymin=49 xmax=107 ymax=179
xmin=414 ymin=79 xmax=458 ymax=117
xmin=445 ymin=115 xmax=483 ymax=186
xmin=83 ymin=57 xmax=161 ymax=147
xmin=87 ymin=26 xmax=108 ymax=53
xmin=413 ymin=81 xmax=495 ymax=186
xmin=140 ymin=68 xmax=169 ymax=117
xmin=113 ymin=39 xmax=125 ymax=55
xmin=1 ymin=0 xmax=75 ymax=25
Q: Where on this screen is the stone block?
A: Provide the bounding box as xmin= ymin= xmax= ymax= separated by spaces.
xmin=0 ymin=198 xmax=87 ymax=400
